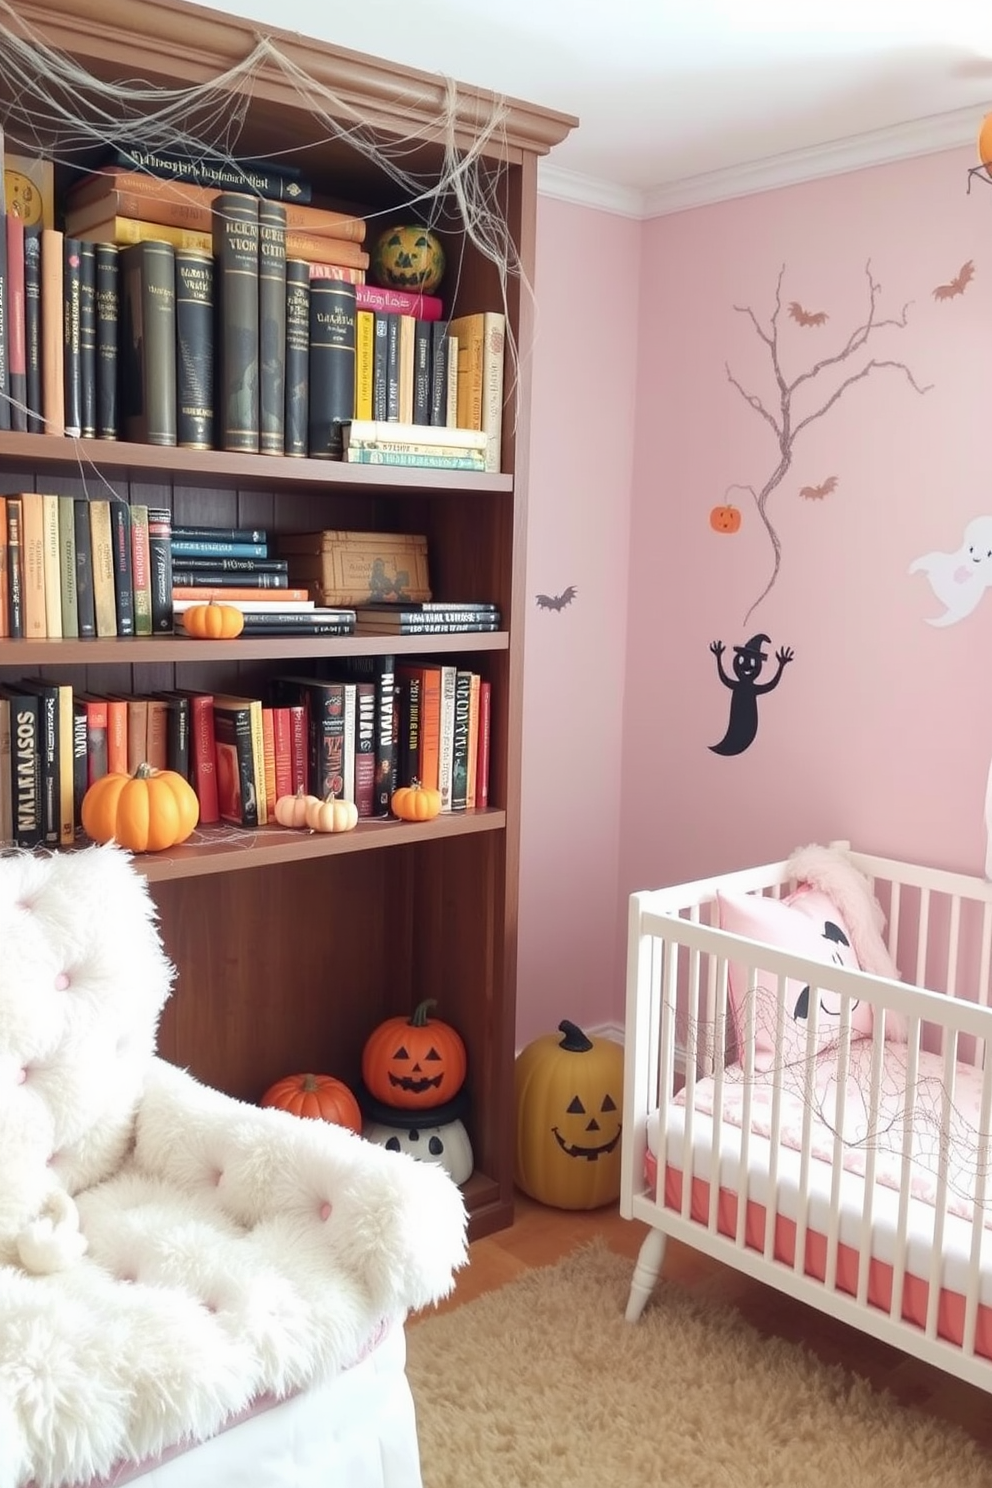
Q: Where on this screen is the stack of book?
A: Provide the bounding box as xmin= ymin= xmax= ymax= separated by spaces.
xmin=343 ymin=419 xmax=488 ymax=472
xmin=170 ymin=524 xmax=356 ymax=636
xmin=353 ymin=601 xmax=500 ymax=635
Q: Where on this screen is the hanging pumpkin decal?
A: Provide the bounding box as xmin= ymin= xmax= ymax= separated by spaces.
xmin=361 ymin=999 xmax=467 ymax=1109
xmin=709 ymin=503 xmax=741 ymax=534
xmin=514 ymin=1020 xmax=624 ymax=1210
xmin=260 ymin=1073 xmax=362 ymax=1133
xmin=81 ymin=763 xmax=200 ymax=853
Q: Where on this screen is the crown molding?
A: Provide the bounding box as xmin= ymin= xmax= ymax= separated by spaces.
xmin=538 ymin=103 xmax=982 ymax=220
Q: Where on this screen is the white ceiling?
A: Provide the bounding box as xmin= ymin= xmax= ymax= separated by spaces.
xmin=203 ymin=0 xmax=992 ymax=215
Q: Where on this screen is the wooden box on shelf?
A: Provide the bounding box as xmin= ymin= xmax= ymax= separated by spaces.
xmin=0 ymin=0 xmax=575 ymax=1240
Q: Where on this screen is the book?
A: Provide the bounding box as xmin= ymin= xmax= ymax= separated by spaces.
xmin=0 ymin=126 xmax=8 ymax=432
xmin=170 ymin=569 xmax=288 ymax=589
xmin=450 ymin=670 xmax=473 ymax=812
xmin=16 ymin=678 xmax=58 ymax=844
xmin=62 ymin=235 xmax=82 ymax=437
xmin=465 ymin=670 xmax=481 ymax=810
xmin=6 ymin=495 xmax=24 ymax=638
xmin=64 ymin=173 xmax=363 ymax=240
xmin=213 ymin=192 xmax=259 ymax=453
xmin=397 ymin=663 xmax=441 ymax=795
xmin=0 ymin=685 xmax=41 ymax=846
xmin=285 ymin=230 xmax=367 ymax=270
xmin=41 ymin=493 xmax=62 ymax=640
xmin=156 ymin=691 xmax=191 ymax=780
xmin=353 ymin=614 xmax=499 ymax=635
xmin=176 ymin=690 xmax=219 ymax=824
xmin=71 ymin=700 xmax=88 ymax=833
xmin=284 ymin=257 xmax=309 ymax=458
xmin=447 ymin=310 xmax=485 ymax=433
xmin=23 ymin=227 xmax=42 ymax=432
xmin=174 ymin=247 xmax=214 ymax=449
xmin=88 ymin=498 xmax=117 ymax=637
xmin=171 ymin=525 xmax=269 ymax=542
xmin=101 ymin=147 xmax=312 ymax=203
xmin=171 ymin=586 xmax=310 ymax=603
xmin=73 ymin=497 xmax=96 ymax=638
xmin=344 ymin=448 xmax=485 ymax=470
xmin=429 ymin=319 xmax=449 ymax=426
xmin=6 ymin=213 xmax=26 ymax=430
xmin=129 ymin=503 xmax=153 ymax=636
xmin=383 ymin=311 xmax=400 ymax=420
xmin=398 ymin=312 xmax=414 ymax=423
xmin=74 ymin=214 xmax=213 ymax=253
xmin=212 ymin=694 xmax=261 ymax=828
xmin=413 ymin=317 xmax=432 ymax=425
xmin=119 ymin=240 xmax=177 ymax=445
xmin=305 ymin=261 xmax=365 ymax=286
xmin=94 ymin=242 xmax=119 ymax=438
xmin=372 ymin=310 xmax=388 ymax=420
xmin=21 ymin=492 xmax=46 ymax=639
xmin=57 ymin=495 xmax=79 ymax=638
xmin=78 ymin=242 xmax=97 ymax=438
xmin=146 ymin=696 xmax=169 ymax=771
xmin=147 ymin=506 xmax=174 ymax=632
xmin=40 ymin=227 xmax=64 ymax=436
xmin=328 ymin=653 xmax=395 ymax=816
xmin=75 ymin=694 xmax=108 ymax=785
xmin=272 ymin=677 xmax=346 ymax=803
xmin=480 ymin=310 xmax=506 ymax=473
xmin=397 ymin=669 xmax=420 ymax=789
xmin=260 ymin=706 xmax=276 ymax=816
xmin=308 ymin=279 xmax=356 ymax=459
xmin=476 ymin=679 xmax=492 ymax=809
xmin=352 ymin=679 xmax=376 ymax=817
xmin=258 ymin=199 xmax=286 ymax=455
xmin=0 ymin=496 xmax=7 ymax=638
xmin=342 ymin=418 xmax=486 ymax=452
xmin=0 ymin=695 xmax=10 ymax=844
xmin=354 ymin=283 xmax=443 ymax=321
xmin=272 ymin=706 xmax=293 ymax=801
xmin=354 ymin=307 xmax=374 ymax=422
xmin=233 ymin=616 xmax=355 ymax=637
xmin=106 ymin=696 xmax=127 ymax=775
xmin=110 ymin=500 xmax=135 ymax=637
xmin=437 ymin=663 xmax=457 ymax=812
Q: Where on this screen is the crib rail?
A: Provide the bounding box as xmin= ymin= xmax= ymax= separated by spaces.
xmin=621 ymin=850 xmax=992 ymax=1391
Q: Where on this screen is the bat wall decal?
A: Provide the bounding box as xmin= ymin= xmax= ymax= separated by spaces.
xmin=933 ymin=260 xmax=974 ymax=301
xmin=788 ymin=301 xmax=829 ymax=327
xmin=535 ymin=585 xmax=577 ymax=612
xmin=799 ymin=475 xmax=838 ymax=501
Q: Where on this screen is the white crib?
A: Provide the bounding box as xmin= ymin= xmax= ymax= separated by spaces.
xmin=620 ymin=847 xmax=992 ymax=1391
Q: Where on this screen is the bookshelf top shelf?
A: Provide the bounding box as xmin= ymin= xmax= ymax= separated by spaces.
xmin=0 ymin=434 xmax=515 ymax=496
xmin=0 ymin=631 xmax=510 ymax=665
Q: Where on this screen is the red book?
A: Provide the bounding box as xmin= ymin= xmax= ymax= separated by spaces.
xmin=6 ymin=216 xmax=26 ymax=431
xmin=397 ymin=663 xmax=441 ymax=794
xmin=261 ymin=706 xmax=276 ymax=816
xmin=76 ymin=694 xmax=108 ymax=785
xmin=179 ymin=690 xmax=219 ymax=824
xmin=289 ymin=703 xmax=307 ymax=795
xmin=273 ymin=706 xmax=293 ymax=801
xmin=476 ymin=679 xmax=491 ymax=809
xmin=106 ymin=697 xmax=128 ymax=776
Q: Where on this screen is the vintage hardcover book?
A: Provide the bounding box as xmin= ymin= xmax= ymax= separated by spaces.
xmin=14 ymin=679 xmax=57 ymax=844
xmin=372 ymin=311 xmax=388 ymax=420
xmin=233 ymin=616 xmax=353 ymax=637
xmin=94 ymin=242 xmax=119 ymax=438
xmin=155 ymin=691 xmax=191 ymax=780
xmin=437 ymin=663 xmax=457 ymax=813
xmin=308 ymin=279 xmax=356 ymax=459
xmin=75 ymin=694 xmax=108 ymax=785
xmin=170 ymin=537 xmax=269 ymax=559
xmin=305 ymin=261 xmax=365 ymax=285
xmin=476 ymin=679 xmax=492 ymax=809
xmin=351 ymin=680 xmax=376 ymax=817
xmin=170 ymin=569 xmax=288 ymax=589
xmin=171 ymin=584 xmax=308 ymax=602
xmin=288 ymin=703 xmax=306 ymax=794
xmin=41 ymin=493 xmax=61 ymax=639
xmin=175 ymin=690 xmax=219 ymax=823
xmin=397 ymin=669 xmax=420 ymax=790
xmin=110 ymin=500 xmax=135 ymax=637
xmin=355 ymin=284 xmax=443 ymax=320
xmin=105 ymin=696 xmax=127 ymax=776
xmin=344 ymin=448 xmax=484 ymax=471
xmin=284 ymin=230 xmax=367 ymax=270
xmin=88 ymin=498 xmax=117 ymax=638
xmin=40 ymin=227 xmax=64 ymax=436
xmin=0 ymin=495 xmax=7 ymax=639
xmin=100 ymin=148 xmax=312 ymax=204
xmin=447 ymin=311 xmax=485 ymax=432
xmin=73 ymin=214 xmax=212 ymax=253
xmin=146 ymin=507 xmax=174 ymax=633
xmin=0 ymin=695 xmax=10 ymax=844
xmin=0 ymin=127 xmax=9 ymax=432
xmin=397 ymin=312 xmax=414 ymax=424
xmin=429 ymin=319 xmax=449 ymax=426
xmin=174 ymin=247 xmax=214 ymax=449
xmin=121 ymin=695 xmax=147 ymax=774
xmin=354 ymin=308 xmax=374 ymax=423
xmin=169 ymin=548 xmax=283 ymax=566
xmin=55 ymin=496 xmax=78 ymax=639
xmin=354 ymin=612 xmax=498 ymax=634
xmin=71 ymin=699 xmax=88 ymax=834
xmin=0 ymin=685 xmax=41 ymax=846
xmin=398 ymin=663 xmax=441 ymax=795
xmin=78 ymin=242 xmax=96 ymax=438
xmin=119 ymin=240 xmax=177 ymax=446
xmin=276 ymin=528 xmax=430 ymax=607
xmin=62 ymin=236 xmax=82 ymax=438
xmin=383 ymin=311 xmax=400 ymax=420
xmin=413 ymin=318 xmax=432 ymax=426
xmin=450 ymin=670 xmax=473 ymax=812
xmin=445 ymin=332 xmax=458 ymax=426
xmin=465 ymin=670 xmax=481 ymax=810
xmin=6 ymin=214 xmax=26 ymax=429
xmin=260 ymin=706 xmax=276 ymax=817
xmin=258 ymin=199 xmax=286 ymax=456
xmin=343 ymin=418 xmax=486 ymax=453
xmin=213 ymin=192 xmax=259 ymax=453
xmin=6 ymin=496 xmax=24 ymax=638
xmin=64 ymin=178 xmax=363 ymax=240
xmin=284 ymin=257 xmax=309 ymax=458
xmin=129 ymin=503 xmax=153 ymax=636
xmin=272 ymin=706 xmax=293 ymax=801
xmin=23 ymin=227 xmax=41 ymax=432
xmin=480 ymin=310 xmax=506 ymax=473
xmin=212 ymin=693 xmax=264 ymax=828
xmin=72 ymin=497 xmax=96 ymax=639
xmin=20 ymin=492 xmax=46 ymax=639
xmin=145 ymin=697 xmax=169 ymax=771
xmin=172 ymin=524 xmax=268 ymax=542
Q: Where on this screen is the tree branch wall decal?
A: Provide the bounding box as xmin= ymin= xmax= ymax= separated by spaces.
xmin=727 ymin=261 xmax=932 ymax=625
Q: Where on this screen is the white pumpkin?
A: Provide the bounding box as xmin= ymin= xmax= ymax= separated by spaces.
xmin=363 ymin=1116 xmax=473 ymax=1184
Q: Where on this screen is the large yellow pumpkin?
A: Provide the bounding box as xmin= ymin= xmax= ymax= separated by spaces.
xmin=514 ymin=1020 xmax=624 ymax=1210
xmin=81 ymin=763 xmax=200 ymax=852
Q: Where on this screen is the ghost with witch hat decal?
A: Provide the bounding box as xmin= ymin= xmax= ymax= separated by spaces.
xmin=709 ymin=632 xmax=794 ymax=756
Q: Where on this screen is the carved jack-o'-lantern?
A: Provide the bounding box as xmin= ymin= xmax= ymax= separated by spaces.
xmin=514 ymin=1020 xmax=624 ymax=1210
xmin=361 ymin=999 xmax=467 ymax=1110
xmin=709 ymin=503 xmax=742 ymax=534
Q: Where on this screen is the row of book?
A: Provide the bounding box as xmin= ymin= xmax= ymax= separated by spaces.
xmin=0 ymin=659 xmax=493 ymax=847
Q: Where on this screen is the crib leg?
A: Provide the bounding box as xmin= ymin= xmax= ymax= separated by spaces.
xmin=624 ymin=1228 xmax=667 ymax=1322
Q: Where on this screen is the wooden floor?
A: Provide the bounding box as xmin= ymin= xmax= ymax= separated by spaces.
xmin=416 ymin=1191 xmax=992 ymax=1456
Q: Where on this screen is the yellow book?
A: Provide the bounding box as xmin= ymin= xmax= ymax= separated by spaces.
xmin=88 ymin=498 xmax=118 ymax=638
xmin=75 ymin=214 xmax=213 ymax=253
xmin=354 ymin=309 xmax=374 ymax=422
xmin=20 ymin=492 xmax=47 ymax=639
xmin=447 ymin=312 xmax=485 ymax=431
xmin=41 ymin=493 xmax=62 ymax=639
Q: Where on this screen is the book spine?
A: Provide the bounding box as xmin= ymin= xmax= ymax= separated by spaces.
xmin=258 ymin=200 xmax=286 ymax=456
xmin=450 ymin=670 xmax=472 ymax=811
xmin=88 ymin=498 xmax=117 ymax=637
xmin=272 ymin=706 xmax=293 ymax=800
xmin=429 ymin=319 xmax=448 ymax=426
xmin=284 ymin=257 xmax=309 ymax=458
xmin=384 ymin=312 xmax=400 ymax=420
xmin=105 ymin=147 xmax=312 ymax=203
xmin=476 ymin=679 xmax=491 ymax=808
xmin=261 ymin=706 xmax=276 ymax=817
xmin=437 ymin=664 xmax=457 ymax=811
xmin=130 ymin=503 xmax=153 ymax=635
xmin=170 ymin=538 xmax=268 ymax=558
xmin=72 ymin=700 xmax=88 ymax=834
xmin=57 ymin=495 xmax=79 ymax=639
xmin=77 ymin=215 xmax=213 ymax=253
xmin=0 ymin=696 xmax=9 ymax=843
xmin=40 ymin=228 xmax=64 ymax=436
xmin=345 ymin=448 xmax=485 ymax=470
xmin=313 ymin=683 xmax=346 ymax=801
xmin=0 ymin=496 xmax=7 ymax=639
xmin=123 ymin=698 xmax=147 ymax=775
xmin=247 ymin=699 xmax=268 ymax=825
xmin=172 ymin=524 xmax=269 ymax=542
xmin=106 ymin=698 xmax=127 ymax=775
xmin=448 ymin=313 xmax=485 ymax=431
xmin=55 ymin=684 xmax=74 ymax=844
xmin=0 ymin=129 xmax=8 ymax=431
xmin=213 ymin=706 xmax=258 ymax=827
xmin=62 ymin=237 xmax=82 ymax=437
xmin=32 ymin=686 xmax=58 ymax=844
xmin=284 ymin=230 xmax=368 ymax=270
xmin=465 ymin=671 xmax=480 ymax=809
xmin=170 ymin=569 xmax=288 ymax=588
xmin=398 ymin=671 xmax=420 ymax=790
xmin=354 ymin=308 xmax=374 ymax=423
xmin=353 ymin=680 xmax=376 ymax=817
xmin=94 ymin=243 xmax=119 ymax=439
xmin=354 ymin=283 xmax=443 ymax=320
xmin=305 ymin=261 xmax=365 ymax=285
xmin=80 ymin=696 xmax=108 ymax=784
xmin=72 ymin=498 xmax=96 ymax=638
xmin=163 ymin=693 xmax=190 ymax=779
xmin=41 ymin=493 xmax=62 ymax=639
xmin=372 ymin=312 xmax=388 ymax=421
xmin=373 ymin=655 xmax=395 ymax=815
xmin=413 ymin=318 xmax=432 ymax=425
xmin=8 ymin=693 xmax=41 ymax=846
xmin=120 ymin=240 xmax=177 ymax=445
xmin=23 ymin=229 xmax=42 ymax=433
xmin=482 ymin=310 xmax=506 ymax=473
xmin=417 ymin=667 xmax=441 ymax=794
xmin=355 ymin=617 xmax=498 ymax=634
xmin=174 ymin=248 xmax=214 ymax=449
xmin=213 ymin=192 xmax=259 ymax=453
xmin=6 ymin=215 xmax=26 ymax=430
xmin=445 ymin=332 xmax=458 ymax=426
xmin=307 ymin=279 xmax=356 ymax=459
xmin=147 ymin=507 xmax=174 ymax=632
xmin=289 ymin=703 xmax=307 ymax=794
xmin=187 ymin=693 xmax=219 ymax=823
xmin=68 ymin=180 xmax=364 ymax=240
xmin=146 ymin=697 xmax=169 ymax=771
xmin=110 ymin=500 xmax=135 ymax=637
xmin=79 ymin=242 xmax=97 ymax=438
xmin=398 ymin=314 xmax=414 ymax=424
xmin=21 ymin=493 xmax=45 ymax=638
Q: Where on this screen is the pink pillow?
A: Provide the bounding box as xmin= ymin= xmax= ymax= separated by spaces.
xmin=716 ymin=888 xmax=873 ymax=1067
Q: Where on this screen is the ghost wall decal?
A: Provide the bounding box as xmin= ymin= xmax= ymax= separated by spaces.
xmin=909 ymin=516 xmax=992 ymax=627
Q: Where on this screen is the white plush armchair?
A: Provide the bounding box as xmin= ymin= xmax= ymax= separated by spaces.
xmin=0 ymin=845 xmax=467 ymax=1488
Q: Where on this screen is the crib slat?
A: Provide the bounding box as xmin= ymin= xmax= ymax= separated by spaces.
xmin=735 ymin=956 xmax=758 ymax=1251
xmin=763 ymin=969 xmax=788 ymax=1261
xmin=890 ymin=1016 xmax=922 ymax=1326
xmin=915 ymin=888 xmax=931 ymax=990
xmin=792 ymin=982 xmax=822 ymax=1280
xmin=887 ymin=880 xmax=902 ymax=968
xmin=825 ymin=992 xmax=854 ymax=1292
xmin=925 ymin=1031 xmax=957 ymax=1338
xmin=962 ymin=1052 xmax=992 ymax=1356
xmin=856 ymin=1017 xmax=886 ymax=1306
xmin=708 ymin=956 xmax=730 ymax=1235
xmin=681 ymin=943 xmax=699 ymax=1222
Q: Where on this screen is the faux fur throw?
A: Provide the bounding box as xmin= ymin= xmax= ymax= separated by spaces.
xmin=0 ymin=846 xmax=467 ymax=1488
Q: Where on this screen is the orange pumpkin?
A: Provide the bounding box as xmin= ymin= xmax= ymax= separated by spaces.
xmin=709 ymin=504 xmax=741 ymax=534
xmin=980 ymin=111 xmax=992 ymax=170
xmin=181 ymin=601 xmax=245 ymax=639
xmin=362 ymin=999 xmax=467 ymax=1109
xmin=274 ymin=789 xmax=320 ymax=828
xmin=81 ymin=763 xmax=200 ymax=852
xmin=261 ymin=1072 xmax=362 ymax=1131
xmin=391 ymin=780 xmax=442 ymax=822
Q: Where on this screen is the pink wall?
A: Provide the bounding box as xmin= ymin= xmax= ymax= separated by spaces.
xmin=518 ymin=143 xmax=992 ymax=1042
xmin=515 ymin=194 xmax=641 ymax=1047
xmin=619 ymin=145 xmax=991 ymax=1001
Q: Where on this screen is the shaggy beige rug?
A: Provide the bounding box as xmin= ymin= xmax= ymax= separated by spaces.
xmin=406 ymin=1242 xmax=992 ymax=1488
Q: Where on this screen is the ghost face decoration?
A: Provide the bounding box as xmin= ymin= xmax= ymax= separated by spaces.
xmin=909 ymin=515 xmax=992 ymax=627
xmin=514 ymin=1020 xmax=624 ymax=1210
xmin=363 ymin=1117 xmax=473 ymax=1184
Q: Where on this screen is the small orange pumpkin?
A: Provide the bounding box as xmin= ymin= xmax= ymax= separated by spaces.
xmin=181 ymin=600 xmax=245 ymax=639
xmin=391 ymin=780 xmax=442 ymax=822
xmin=362 ymin=998 xmax=467 ymax=1109
xmin=274 ymin=788 xmax=320 ymax=828
xmin=81 ymin=763 xmax=200 ymax=852
xmin=709 ymin=504 xmax=741 ymax=534
xmin=260 ymin=1073 xmax=362 ymax=1132
xmin=305 ymin=791 xmax=359 ymax=834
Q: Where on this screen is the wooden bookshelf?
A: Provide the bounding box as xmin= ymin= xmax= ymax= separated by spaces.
xmin=0 ymin=0 xmax=575 ymax=1241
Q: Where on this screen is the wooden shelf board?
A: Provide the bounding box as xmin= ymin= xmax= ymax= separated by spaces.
xmin=0 ymin=632 xmax=509 ymax=665
xmin=0 ymin=432 xmax=514 ymax=494
xmin=135 ymin=810 xmax=507 ymax=881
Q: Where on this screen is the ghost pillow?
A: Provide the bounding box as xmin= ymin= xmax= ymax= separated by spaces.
xmin=716 ymin=887 xmax=873 ymax=1069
